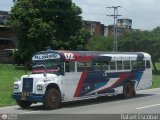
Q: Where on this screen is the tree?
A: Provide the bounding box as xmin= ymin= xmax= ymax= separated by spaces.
xmin=119 ymin=30 xmax=160 ymax=71
xmin=86 ymin=35 xmax=113 ymax=51
xmin=49 ymin=1 xmax=83 ymax=49
xmin=8 ymin=0 xmax=82 ymax=64
xmin=69 ymin=28 xmax=91 ymax=50
xmin=150 ymin=27 xmax=160 ymax=71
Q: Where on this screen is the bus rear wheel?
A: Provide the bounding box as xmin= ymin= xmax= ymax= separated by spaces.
xmin=44 ymin=88 xmax=61 ymax=109
xmin=123 ymin=82 xmax=135 ymax=98
xmin=16 ymin=100 xmax=32 ymax=109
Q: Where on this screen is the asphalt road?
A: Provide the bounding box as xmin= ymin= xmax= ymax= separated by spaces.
xmin=0 ymin=88 xmax=160 ymax=120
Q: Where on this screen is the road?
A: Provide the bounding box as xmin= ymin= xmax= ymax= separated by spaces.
xmin=0 ymin=88 xmax=160 ymax=120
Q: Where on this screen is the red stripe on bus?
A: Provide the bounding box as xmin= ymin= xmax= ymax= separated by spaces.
xmin=74 ymin=72 xmax=88 ymax=97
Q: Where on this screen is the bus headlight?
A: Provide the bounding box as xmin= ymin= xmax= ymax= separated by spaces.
xmin=14 ymin=84 xmax=19 ymax=89
xmin=37 ymin=85 xmax=43 ymax=90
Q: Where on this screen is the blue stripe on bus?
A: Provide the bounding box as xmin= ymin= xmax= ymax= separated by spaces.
xmin=95 ymin=82 xmax=107 ymax=89
xmin=74 ymin=70 xmax=144 ymax=97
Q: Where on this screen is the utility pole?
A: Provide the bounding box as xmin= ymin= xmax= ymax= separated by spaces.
xmin=107 ymin=6 xmax=121 ymax=52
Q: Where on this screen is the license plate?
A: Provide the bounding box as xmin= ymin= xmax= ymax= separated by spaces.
xmin=21 ymin=96 xmax=26 ymax=100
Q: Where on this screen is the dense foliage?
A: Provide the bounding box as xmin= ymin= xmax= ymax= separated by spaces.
xmin=8 ymin=0 xmax=83 ymax=64
xmin=86 ymin=28 xmax=160 ymax=71
xmin=119 ymin=28 xmax=160 ymax=71
xmin=86 ymin=35 xmax=113 ymax=51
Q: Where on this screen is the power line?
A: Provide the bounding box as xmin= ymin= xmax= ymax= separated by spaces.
xmin=107 ymin=6 xmax=122 ymax=52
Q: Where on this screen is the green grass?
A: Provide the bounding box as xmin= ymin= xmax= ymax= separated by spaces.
xmin=156 ymin=62 xmax=160 ymax=69
xmin=152 ymin=74 xmax=160 ymax=88
xmin=0 ymin=64 xmax=24 ymax=107
xmin=152 ymin=62 xmax=160 ymax=88
xmin=0 ymin=63 xmax=159 ymax=107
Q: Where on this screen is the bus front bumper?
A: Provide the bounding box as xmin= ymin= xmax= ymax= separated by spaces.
xmin=12 ymin=93 xmax=43 ymax=102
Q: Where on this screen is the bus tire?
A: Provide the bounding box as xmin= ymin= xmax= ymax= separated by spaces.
xmin=123 ymin=82 xmax=134 ymax=98
xmin=44 ymin=88 xmax=61 ymax=109
xmin=16 ymin=100 xmax=32 ymax=109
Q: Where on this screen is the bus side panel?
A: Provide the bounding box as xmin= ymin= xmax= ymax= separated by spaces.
xmin=136 ymin=68 xmax=152 ymax=90
xmin=62 ymin=69 xmax=151 ymax=101
xmin=73 ymin=71 xmax=148 ymax=98
xmin=62 ymin=72 xmax=81 ymax=101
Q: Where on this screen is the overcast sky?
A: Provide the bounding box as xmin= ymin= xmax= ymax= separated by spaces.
xmin=1 ymin=0 xmax=160 ymax=30
xmin=73 ymin=0 xmax=160 ymax=30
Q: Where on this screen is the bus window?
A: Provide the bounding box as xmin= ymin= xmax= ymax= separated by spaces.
xmin=117 ymin=61 xmax=123 ymax=70
xmin=131 ymin=60 xmax=145 ymax=70
xmin=85 ymin=62 xmax=93 ymax=71
xmin=77 ymin=62 xmax=85 ymax=72
xmin=93 ymin=61 xmax=109 ymax=71
xmin=94 ymin=61 xmax=101 ymax=71
xmin=102 ymin=61 xmax=109 ymax=71
xmin=110 ymin=61 xmax=116 ymax=70
xmin=146 ymin=60 xmax=151 ymax=69
xmin=131 ymin=61 xmax=137 ymax=70
xmin=123 ymin=61 xmax=130 ymax=70
xmin=77 ymin=62 xmax=92 ymax=72
xmin=65 ymin=61 xmax=75 ymax=72
xmin=137 ymin=60 xmax=145 ymax=69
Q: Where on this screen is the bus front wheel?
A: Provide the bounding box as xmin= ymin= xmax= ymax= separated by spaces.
xmin=123 ymin=82 xmax=135 ymax=98
xmin=44 ymin=88 xmax=61 ymax=109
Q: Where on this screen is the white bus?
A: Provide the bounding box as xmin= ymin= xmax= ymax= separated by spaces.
xmin=13 ymin=50 xmax=152 ymax=109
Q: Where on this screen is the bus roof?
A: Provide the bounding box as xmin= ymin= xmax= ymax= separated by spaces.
xmin=32 ymin=50 xmax=151 ymax=61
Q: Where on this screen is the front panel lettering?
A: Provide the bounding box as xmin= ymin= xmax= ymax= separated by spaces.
xmin=64 ymin=53 xmax=75 ymax=60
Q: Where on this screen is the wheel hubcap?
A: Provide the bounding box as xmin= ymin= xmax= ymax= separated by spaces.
xmin=126 ymin=86 xmax=131 ymax=95
xmin=49 ymin=93 xmax=57 ymax=103
xmin=125 ymin=83 xmax=133 ymax=97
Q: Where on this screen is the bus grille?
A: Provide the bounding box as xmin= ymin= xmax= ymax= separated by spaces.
xmin=22 ymin=78 xmax=33 ymax=93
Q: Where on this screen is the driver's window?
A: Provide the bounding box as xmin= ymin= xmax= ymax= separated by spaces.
xmin=57 ymin=59 xmax=64 ymax=73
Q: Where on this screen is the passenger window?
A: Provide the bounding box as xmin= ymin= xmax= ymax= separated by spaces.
xmin=110 ymin=61 xmax=116 ymax=70
xmin=65 ymin=61 xmax=75 ymax=72
xmin=146 ymin=60 xmax=151 ymax=69
xmin=77 ymin=62 xmax=92 ymax=72
xmin=131 ymin=61 xmax=137 ymax=70
xmin=123 ymin=61 xmax=130 ymax=70
xmin=93 ymin=61 xmax=109 ymax=71
xmin=137 ymin=60 xmax=145 ymax=69
xmin=77 ymin=62 xmax=85 ymax=72
xmin=85 ymin=62 xmax=93 ymax=71
xmin=131 ymin=60 xmax=145 ymax=70
xmin=102 ymin=61 xmax=109 ymax=71
xmin=117 ymin=61 xmax=123 ymax=70
xmin=94 ymin=61 xmax=101 ymax=71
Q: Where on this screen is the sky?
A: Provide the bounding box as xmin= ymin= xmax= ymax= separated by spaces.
xmin=0 ymin=0 xmax=160 ymax=30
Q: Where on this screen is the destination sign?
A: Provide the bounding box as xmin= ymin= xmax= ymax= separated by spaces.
xmin=32 ymin=53 xmax=60 ymax=60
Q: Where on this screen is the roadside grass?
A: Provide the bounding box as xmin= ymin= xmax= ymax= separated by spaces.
xmin=0 ymin=63 xmax=159 ymax=107
xmin=0 ymin=64 xmax=24 ymax=107
xmin=152 ymin=62 xmax=160 ymax=88
xmin=152 ymin=74 xmax=160 ymax=88
xmin=156 ymin=62 xmax=160 ymax=69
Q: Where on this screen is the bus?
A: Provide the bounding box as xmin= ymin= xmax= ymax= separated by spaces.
xmin=13 ymin=50 xmax=152 ymax=109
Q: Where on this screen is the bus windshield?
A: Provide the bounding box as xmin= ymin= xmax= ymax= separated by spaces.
xmin=32 ymin=52 xmax=64 ymax=74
